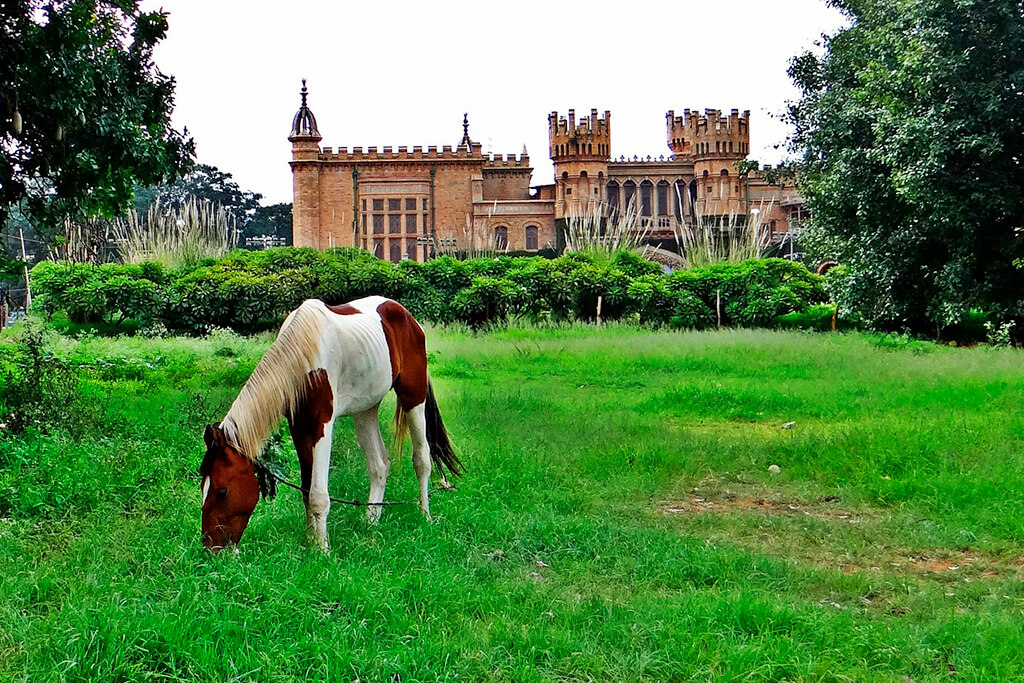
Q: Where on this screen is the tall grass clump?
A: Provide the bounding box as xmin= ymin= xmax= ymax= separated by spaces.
xmin=563 ymin=199 xmax=650 ymax=260
xmin=674 ymin=196 xmax=775 ymax=269
xmin=112 ymin=198 xmax=237 ymax=269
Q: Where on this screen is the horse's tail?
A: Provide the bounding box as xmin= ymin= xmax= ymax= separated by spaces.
xmin=425 ymin=380 xmax=463 ymax=478
xmin=392 ymin=400 xmax=410 ymax=462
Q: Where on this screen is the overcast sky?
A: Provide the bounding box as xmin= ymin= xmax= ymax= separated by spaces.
xmin=143 ymin=1 xmax=848 ymax=206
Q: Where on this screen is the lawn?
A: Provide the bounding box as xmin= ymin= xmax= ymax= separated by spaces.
xmin=1 ymin=324 xmax=1023 ymax=681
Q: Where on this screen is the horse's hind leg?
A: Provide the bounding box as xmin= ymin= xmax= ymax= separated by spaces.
xmin=407 ymin=403 xmax=432 ymax=520
xmin=354 ymin=404 xmax=390 ymax=524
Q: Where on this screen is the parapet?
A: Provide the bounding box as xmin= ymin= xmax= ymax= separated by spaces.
xmin=483 ymin=152 xmax=532 ymax=169
xmin=318 ymin=141 xmax=487 ymax=161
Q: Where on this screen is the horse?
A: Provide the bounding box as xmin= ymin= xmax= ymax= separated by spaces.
xmin=199 ymin=296 xmax=462 ymax=553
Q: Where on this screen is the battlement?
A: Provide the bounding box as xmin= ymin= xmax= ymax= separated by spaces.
xmin=666 ymin=108 xmax=750 ymax=158
xmin=319 ymin=141 xmax=486 ymax=161
xmin=548 ymin=108 xmax=611 ymax=161
xmin=484 ymin=152 xmax=532 ymax=169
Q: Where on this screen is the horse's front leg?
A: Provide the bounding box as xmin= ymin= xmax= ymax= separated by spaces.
xmin=307 ymin=418 xmax=335 ymax=551
xmin=353 ymin=404 xmax=390 ymax=524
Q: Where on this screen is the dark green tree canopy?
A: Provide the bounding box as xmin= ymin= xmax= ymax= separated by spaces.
xmin=1 ymin=0 xmax=194 ymax=237
xmin=787 ymin=0 xmax=1024 ymax=330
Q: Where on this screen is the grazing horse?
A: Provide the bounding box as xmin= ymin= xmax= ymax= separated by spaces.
xmin=199 ymin=296 xmax=462 ymax=553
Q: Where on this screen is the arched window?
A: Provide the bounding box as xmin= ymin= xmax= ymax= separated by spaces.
xmin=607 ymin=181 xmax=620 ymax=214
xmin=674 ymin=180 xmax=686 ymax=220
xmin=640 ymin=180 xmax=653 ymax=217
xmin=494 ymin=226 xmax=508 ymax=250
xmin=525 ymin=225 xmax=538 ymax=250
xmin=390 ymin=240 xmax=402 ymax=263
xmin=657 ymin=180 xmax=670 ymax=216
xmin=623 ymin=180 xmax=636 ymax=210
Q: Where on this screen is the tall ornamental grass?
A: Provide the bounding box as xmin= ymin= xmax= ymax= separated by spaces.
xmin=112 ymin=198 xmax=236 ymax=269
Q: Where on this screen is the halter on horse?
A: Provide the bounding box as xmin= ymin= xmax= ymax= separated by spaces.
xmin=199 ymin=296 xmax=462 ymax=553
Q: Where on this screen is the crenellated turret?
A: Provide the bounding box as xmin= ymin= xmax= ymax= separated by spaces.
xmin=549 ymin=108 xmax=611 ymax=161
xmin=549 ymin=109 xmax=611 ymax=219
xmin=666 ymin=108 xmax=749 ymax=160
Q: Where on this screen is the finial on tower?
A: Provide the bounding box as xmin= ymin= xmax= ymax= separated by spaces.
xmin=289 ymin=78 xmax=321 ymax=141
xmin=460 ymin=112 xmax=472 ymax=150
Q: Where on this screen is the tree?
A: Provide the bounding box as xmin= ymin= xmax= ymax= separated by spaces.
xmin=245 ymin=202 xmax=292 ymax=243
xmin=786 ymin=0 xmax=1024 ymax=332
xmin=1 ymin=0 xmax=193 ymax=240
xmin=139 ymin=163 xmax=261 ymax=219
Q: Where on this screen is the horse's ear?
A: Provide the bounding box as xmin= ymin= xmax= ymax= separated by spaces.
xmin=204 ymin=423 xmax=224 ymax=449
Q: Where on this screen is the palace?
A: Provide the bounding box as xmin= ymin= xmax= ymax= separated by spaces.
xmin=289 ymin=81 xmax=802 ymax=260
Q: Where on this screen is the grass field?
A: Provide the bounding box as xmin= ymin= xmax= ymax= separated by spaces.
xmin=1 ymin=324 xmax=1023 ymax=681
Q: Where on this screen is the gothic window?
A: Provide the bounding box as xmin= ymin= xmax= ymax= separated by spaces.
xmin=525 ymin=225 xmax=538 ymax=250
xmin=373 ymin=214 xmax=384 ymax=234
xmin=406 ymin=214 xmax=417 ymax=233
xmin=640 ymin=180 xmax=653 ymax=217
xmin=406 ymin=238 xmax=418 ymax=261
xmin=373 ymin=199 xmax=384 ymax=211
xmin=405 ymin=198 xmax=417 ymax=211
xmin=657 ymin=180 xmax=670 ymax=216
xmin=494 ymin=226 xmax=508 ymax=250
xmin=388 ymin=198 xmax=401 ymax=212
xmin=362 ymin=199 xmax=366 ymax=211
xmin=674 ymin=180 xmax=685 ymax=220
xmin=623 ymin=180 xmax=636 ymax=210
xmin=390 ymin=239 xmax=402 ymax=262
xmin=607 ymin=181 xmax=620 ymax=215
xmin=389 ymin=214 xmax=401 ymax=233
xmin=422 ymin=198 xmax=429 ymax=210
xmin=373 ymin=239 xmax=384 ymax=258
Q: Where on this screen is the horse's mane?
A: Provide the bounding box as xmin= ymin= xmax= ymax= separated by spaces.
xmin=222 ymin=300 xmax=325 ymax=463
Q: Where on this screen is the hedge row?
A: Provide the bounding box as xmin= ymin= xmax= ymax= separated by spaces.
xmin=30 ymin=248 xmax=827 ymax=333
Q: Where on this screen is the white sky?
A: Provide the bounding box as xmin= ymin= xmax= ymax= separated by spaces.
xmin=144 ymin=1 xmax=848 ymax=206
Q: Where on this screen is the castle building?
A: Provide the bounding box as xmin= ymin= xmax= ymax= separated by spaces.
xmin=289 ymin=81 xmax=802 ymax=260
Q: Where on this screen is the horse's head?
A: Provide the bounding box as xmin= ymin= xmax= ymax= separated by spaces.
xmin=199 ymin=423 xmax=259 ymax=552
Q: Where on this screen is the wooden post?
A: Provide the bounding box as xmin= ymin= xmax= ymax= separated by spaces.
xmin=18 ymin=226 xmax=31 ymax=311
xmin=716 ymin=288 xmax=721 ymax=329
xmin=831 ymin=308 xmax=837 ymax=332
xmin=596 ymin=295 xmax=603 ymax=327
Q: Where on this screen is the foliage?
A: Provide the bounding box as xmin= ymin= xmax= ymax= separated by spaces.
xmin=29 ymin=247 xmax=826 ymax=333
xmin=133 ymin=163 xmax=263 ymax=234
xmin=786 ymin=0 xmax=1024 ymax=334
xmin=245 ymin=202 xmax=293 ymax=243
xmin=0 ymin=320 xmax=80 ymax=433
xmin=0 ymin=0 xmax=194 ymax=238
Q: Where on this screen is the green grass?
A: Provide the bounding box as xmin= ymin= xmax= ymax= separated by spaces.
xmin=2 ymin=324 xmax=1024 ymax=681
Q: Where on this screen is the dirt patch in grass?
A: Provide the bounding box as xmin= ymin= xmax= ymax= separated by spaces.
xmin=657 ymin=483 xmax=1024 ymax=581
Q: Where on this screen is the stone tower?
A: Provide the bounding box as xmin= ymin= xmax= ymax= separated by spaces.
xmin=289 ymin=79 xmax=323 ymax=248
xmin=667 ymin=108 xmax=750 ymax=220
xmin=549 ymin=109 xmax=611 ymax=219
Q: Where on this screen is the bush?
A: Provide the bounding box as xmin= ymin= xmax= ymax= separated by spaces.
xmin=29 ymin=249 xmax=828 ymax=334
xmin=453 ymin=277 xmax=524 ymax=329
xmin=0 ymin=321 xmax=82 ymax=435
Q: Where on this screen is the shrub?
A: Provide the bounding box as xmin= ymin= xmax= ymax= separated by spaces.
xmin=0 ymin=321 xmax=82 ymax=435
xmin=29 ymin=249 xmax=828 ymax=334
xmin=452 ymin=277 xmax=523 ymax=329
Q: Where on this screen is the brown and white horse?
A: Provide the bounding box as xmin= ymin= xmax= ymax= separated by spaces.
xmin=199 ymin=296 xmax=462 ymax=553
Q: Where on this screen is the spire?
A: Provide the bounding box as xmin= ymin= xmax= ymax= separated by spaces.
xmin=460 ymin=112 xmax=472 ymax=150
xmin=289 ymin=78 xmax=321 ymax=141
